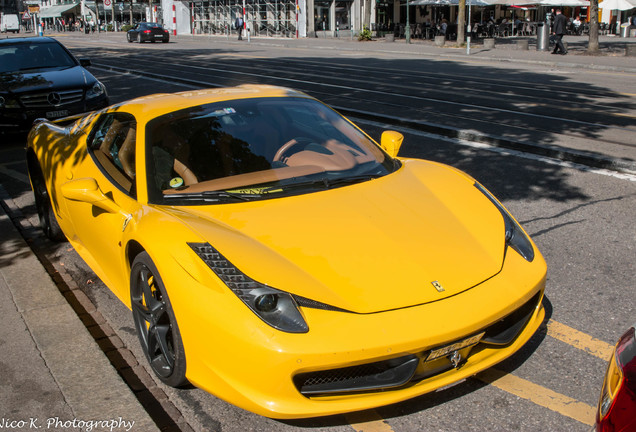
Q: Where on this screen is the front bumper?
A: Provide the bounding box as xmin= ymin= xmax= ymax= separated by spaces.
xmin=0 ymin=95 xmax=109 ymax=134
xmin=161 ymin=245 xmax=546 ymax=419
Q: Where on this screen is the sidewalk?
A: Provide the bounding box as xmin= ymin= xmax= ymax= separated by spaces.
xmin=0 ymin=195 xmax=159 ymax=431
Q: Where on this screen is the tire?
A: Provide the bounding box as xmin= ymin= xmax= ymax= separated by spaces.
xmin=137 ymin=33 xmax=142 ymax=43
xmin=130 ymin=252 xmax=187 ymax=387
xmin=30 ymin=164 xmax=66 ymax=242
xmin=127 ymin=33 xmax=133 ymax=43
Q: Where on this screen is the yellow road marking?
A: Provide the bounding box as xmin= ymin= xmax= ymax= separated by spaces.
xmin=346 ymin=410 xmax=396 ymax=432
xmin=546 ymin=320 xmax=614 ymax=361
xmin=477 ymin=368 xmax=596 ymax=426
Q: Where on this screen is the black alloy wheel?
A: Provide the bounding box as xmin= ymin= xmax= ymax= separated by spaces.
xmin=31 ymin=166 xmax=66 ymax=242
xmin=130 ymin=252 xmax=187 ymax=387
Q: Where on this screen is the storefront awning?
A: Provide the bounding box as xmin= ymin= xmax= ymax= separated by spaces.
xmin=39 ymin=3 xmax=80 ymax=19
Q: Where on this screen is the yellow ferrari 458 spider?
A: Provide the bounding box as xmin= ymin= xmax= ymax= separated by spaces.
xmin=26 ymin=85 xmax=546 ymax=419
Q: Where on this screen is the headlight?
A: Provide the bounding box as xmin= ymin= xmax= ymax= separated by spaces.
xmin=475 ymin=183 xmax=535 ymax=262
xmin=188 ymin=242 xmax=309 ymax=333
xmin=86 ymin=81 xmax=106 ymax=99
xmin=0 ymin=95 xmax=20 ymax=109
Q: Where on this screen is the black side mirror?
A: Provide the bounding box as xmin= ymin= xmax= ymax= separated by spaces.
xmin=79 ymin=58 xmax=92 ymax=67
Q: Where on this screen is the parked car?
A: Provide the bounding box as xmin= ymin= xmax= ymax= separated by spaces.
xmin=26 ymin=85 xmax=547 ymax=419
xmin=127 ymin=22 xmax=170 ymax=43
xmin=0 ymin=37 xmax=109 ymax=135
xmin=0 ymin=13 xmax=20 ymax=33
xmin=595 ymin=324 xmax=636 ymax=432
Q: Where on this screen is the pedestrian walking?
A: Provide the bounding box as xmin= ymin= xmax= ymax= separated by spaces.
xmin=551 ymin=9 xmax=568 ymax=55
xmin=235 ymin=15 xmax=244 ymax=40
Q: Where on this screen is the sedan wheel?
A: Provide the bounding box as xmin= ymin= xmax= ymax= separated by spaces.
xmin=130 ymin=252 xmax=187 ymax=387
xmin=137 ymin=33 xmax=142 ymax=43
xmin=31 ymin=167 xmax=66 ymax=242
xmin=127 ymin=33 xmax=133 ymax=43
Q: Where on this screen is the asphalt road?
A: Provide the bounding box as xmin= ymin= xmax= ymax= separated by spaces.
xmin=1 ymin=33 xmax=635 ymax=432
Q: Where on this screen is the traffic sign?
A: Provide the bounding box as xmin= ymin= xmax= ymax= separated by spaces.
xmin=22 ymin=11 xmax=31 ymax=20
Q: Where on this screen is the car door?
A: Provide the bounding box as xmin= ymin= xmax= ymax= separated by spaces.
xmin=129 ymin=24 xmax=140 ymax=40
xmin=60 ymin=112 xmax=142 ymax=301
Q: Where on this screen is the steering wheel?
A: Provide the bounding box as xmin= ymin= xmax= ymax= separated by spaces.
xmin=273 ymin=137 xmax=316 ymax=163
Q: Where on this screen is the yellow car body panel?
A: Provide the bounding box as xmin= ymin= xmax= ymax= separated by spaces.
xmin=26 ymin=85 xmax=547 ymax=419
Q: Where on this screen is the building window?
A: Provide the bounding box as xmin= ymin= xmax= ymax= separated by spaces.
xmin=315 ymin=0 xmax=330 ymax=31
xmin=335 ymin=1 xmax=350 ymax=30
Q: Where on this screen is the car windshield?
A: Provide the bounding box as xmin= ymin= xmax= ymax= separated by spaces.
xmin=146 ymin=97 xmax=396 ymax=204
xmin=0 ymin=41 xmax=77 ymax=73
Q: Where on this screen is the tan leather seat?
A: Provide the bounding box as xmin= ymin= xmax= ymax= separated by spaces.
xmin=173 ymin=158 xmax=197 ymax=185
xmin=118 ymin=127 xmax=136 ymax=179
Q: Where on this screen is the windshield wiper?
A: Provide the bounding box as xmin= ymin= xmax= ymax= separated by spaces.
xmin=163 ymin=190 xmax=258 ymax=203
xmin=261 ymin=173 xmax=384 ymax=194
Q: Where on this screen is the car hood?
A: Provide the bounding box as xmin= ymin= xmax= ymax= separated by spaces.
xmin=0 ymin=66 xmax=93 ymax=93
xmin=166 ymin=160 xmax=507 ymax=314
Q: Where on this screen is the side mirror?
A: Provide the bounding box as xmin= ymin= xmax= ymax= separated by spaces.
xmin=79 ymin=58 xmax=92 ymax=67
xmin=380 ymin=131 xmax=404 ymax=158
xmin=61 ymin=178 xmax=120 ymax=214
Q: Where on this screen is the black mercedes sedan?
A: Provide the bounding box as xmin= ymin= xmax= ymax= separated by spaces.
xmin=0 ymin=37 xmax=109 ymax=135
xmin=127 ymin=22 xmax=170 ymax=43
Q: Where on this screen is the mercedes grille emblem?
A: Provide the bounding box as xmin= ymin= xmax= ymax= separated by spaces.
xmin=47 ymin=92 xmax=62 ymax=106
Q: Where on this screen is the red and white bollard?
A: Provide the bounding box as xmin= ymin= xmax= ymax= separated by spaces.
xmin=172 ymin=4 xmax=176 ymax=36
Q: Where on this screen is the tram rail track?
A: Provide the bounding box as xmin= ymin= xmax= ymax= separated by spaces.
xmin=91 ymin=59 xmax=636 ymax=175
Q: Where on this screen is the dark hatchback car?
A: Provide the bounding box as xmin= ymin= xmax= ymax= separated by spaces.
xmin=0 ymin=37 xmax=109 ymax=135
xmin=127 ymin=22 xmax=170 ymax=43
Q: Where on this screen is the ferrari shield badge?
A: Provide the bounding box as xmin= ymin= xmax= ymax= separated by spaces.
xmin=431 ymin=280 xmax=445 ymax=293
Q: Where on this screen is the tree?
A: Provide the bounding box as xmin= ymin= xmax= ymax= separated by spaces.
xmin=588 ymin=0 xmax=599 ymax=53
xmin=363 ymin=0 xmax=372 ymax=30
xmin=457 ymin=0 xmax=466 ymax=46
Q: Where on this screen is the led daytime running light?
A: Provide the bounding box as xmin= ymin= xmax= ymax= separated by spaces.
xmin=188 ymin=242 xmax=309 ymax=333
xmin=475 ymin=183 xmax=535 ymax=262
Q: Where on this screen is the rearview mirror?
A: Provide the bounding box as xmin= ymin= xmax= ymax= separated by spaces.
xmin=61 ymin=178 xmax=120 ymax=214
xmin=380 ymin=131 xmax=404 ymax=158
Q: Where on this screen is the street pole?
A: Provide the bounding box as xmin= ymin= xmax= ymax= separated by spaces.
xmin=405 ymin=0 xmax=410 ymax=43
xmin=466 ymin=0 xmax=471 ymax=55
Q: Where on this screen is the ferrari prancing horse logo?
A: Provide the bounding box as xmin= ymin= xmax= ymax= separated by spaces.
xmin=431 ymin=280 xmax=445 ymax=293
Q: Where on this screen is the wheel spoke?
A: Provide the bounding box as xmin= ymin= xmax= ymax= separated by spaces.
xmin=131 ymin=299 xmax=152 ymax=323
xmin=148 ymin=324 xmax=174 ymax=375
xmin=155 ymin=324 xmax=174 ymax=368
xmin=138 ymin=267 xmax=164 ymax=314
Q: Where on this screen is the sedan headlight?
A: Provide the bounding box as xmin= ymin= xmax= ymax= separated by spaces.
xmin=475 ymin=183 xmax=535 ymax=262
xmin=86 ymin=81 xmax=106 ymax=100
xmin=189 ymin=242 xmax=309 ymax=333
xmin=0 ymin=95 xmax=20 ymax=109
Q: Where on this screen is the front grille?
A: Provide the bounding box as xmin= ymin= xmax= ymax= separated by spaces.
xmin=21 ymin=89 xmax=84 ymax=108
xmin=294 ymin=355 xmax=419 ymax=396
xmin=294 ymin=290 xmax=543 ymax=397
